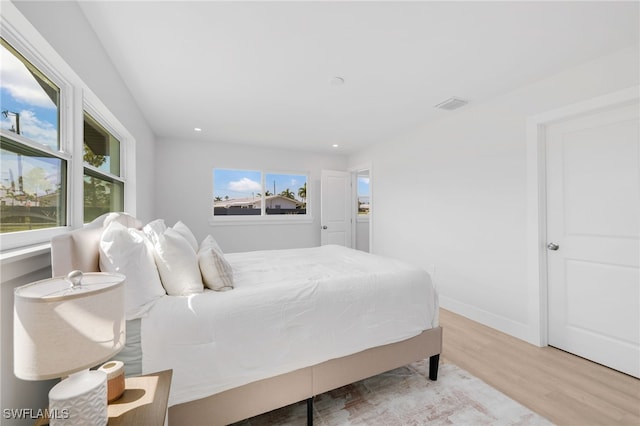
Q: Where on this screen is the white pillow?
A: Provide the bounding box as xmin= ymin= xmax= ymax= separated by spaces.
xmin=99 ymin=221 xmax=166 ymax=320
xmin=144 ymin=224 xmax=204 ymax=296
xmin=173 ymin=221 xmax=198 ymax=252
xmin=200 ymin=234 xmax=223 ymax=253
xmin=103 ymin=212 xmax=143 ymax=230
xmin=144 ymin=219 xmax=167 ymax=245
xmin=198 ymin=245 xmax=234 ymax=291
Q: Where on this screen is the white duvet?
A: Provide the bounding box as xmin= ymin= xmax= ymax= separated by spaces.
xmin=141 ymin=245 xmax=438 ymax=406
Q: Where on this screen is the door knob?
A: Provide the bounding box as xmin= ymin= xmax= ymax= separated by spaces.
xmin=322 ymin=226 xmax=328 ymax=230
xmin=547 ymin=242 xmax=559 ymax=251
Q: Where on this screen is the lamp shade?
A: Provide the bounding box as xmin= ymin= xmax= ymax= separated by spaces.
xmin=14 ymin=272 xmax=125 ymax=381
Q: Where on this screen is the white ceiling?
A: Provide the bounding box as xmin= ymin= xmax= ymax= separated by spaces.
xmin=78 ymin=1 xmax=639 ymax=154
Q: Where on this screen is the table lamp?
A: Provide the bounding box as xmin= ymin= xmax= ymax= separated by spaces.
xmin=14 ymin=271 xmax=125 ymax=426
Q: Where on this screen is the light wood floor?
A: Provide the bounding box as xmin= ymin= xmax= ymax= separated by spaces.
xmin=439 ymin=309 xmax=640 ymax=425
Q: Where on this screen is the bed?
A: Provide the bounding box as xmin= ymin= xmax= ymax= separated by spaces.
xmin=50 ymin=213 xmax=442 ymax=425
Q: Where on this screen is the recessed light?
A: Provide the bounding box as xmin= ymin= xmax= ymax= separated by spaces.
xmin=332 ymin=144 xmax=339 ymax=148
xmin=194 ymin=127 xmax=202 ymax=132
xmin=329 ymin=77 xmax=345 ymax=86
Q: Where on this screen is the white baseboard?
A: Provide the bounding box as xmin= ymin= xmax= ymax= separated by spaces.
xmin=439 ymin=295 xmax=538 ymax=346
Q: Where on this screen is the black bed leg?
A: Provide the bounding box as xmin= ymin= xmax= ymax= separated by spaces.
xmin=307 ymin=397 xmax=313 ymax=426
xmin=429 ymin=354 xmax=440 ymax=381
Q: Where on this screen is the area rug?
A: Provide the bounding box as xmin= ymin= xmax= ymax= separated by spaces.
xmin=233 ymin=360 xmax=552 ymax=425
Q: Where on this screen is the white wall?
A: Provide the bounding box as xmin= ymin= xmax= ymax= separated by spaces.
xmin=155 ymin=138 xmax=347 ymax=253
xmin=349 ymin=46 xmax=639 ymax=343
xmin=2 ymin=3 xmax=158 ymax=423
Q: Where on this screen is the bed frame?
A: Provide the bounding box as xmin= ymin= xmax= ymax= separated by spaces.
xmin=51 ymin=214 xmax=442 ymax=426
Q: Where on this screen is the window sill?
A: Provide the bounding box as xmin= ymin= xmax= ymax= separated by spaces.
xmin=0 ymin=243 xmax=51 ymax=264
xmin=1 ymin=243 xmax=52 ymax=283
xmin=209 ymin=216 xmax=315 ymax=226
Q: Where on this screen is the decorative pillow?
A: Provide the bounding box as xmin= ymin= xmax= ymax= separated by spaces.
xmin=144 ymin=224 xmax=204 ymax=296
xmin=173 ymin=221 xmax=198 ymax=252
xmin=198 ymin=245 xmax=234 ymax=291
xmin=99 ymin=221 xmax=166 ymax=320
xmin=200 ymin=234 xmax=223 ymax=253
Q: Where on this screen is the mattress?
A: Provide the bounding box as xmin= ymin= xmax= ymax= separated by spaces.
xmin=141 ymin=245 xmax=438 ymax=406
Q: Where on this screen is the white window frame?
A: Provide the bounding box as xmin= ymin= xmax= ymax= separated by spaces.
xmin=1 ymin=16 xmax=72 ymax=251
xmin=210 ymin=168 xmax=312 ymax=226
xmin=0 ymin=2 xmax=135 ymax=253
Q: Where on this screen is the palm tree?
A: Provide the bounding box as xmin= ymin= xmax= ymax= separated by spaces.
xmin=298 ymin=183 xmax=306 ymax=203
xmin=214 ymin=196 xmax=222 ymax=201
xmin=280 ymin=188 xmax=295 ymax=200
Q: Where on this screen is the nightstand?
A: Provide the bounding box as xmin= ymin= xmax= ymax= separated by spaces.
xmin=34 ymin=369 xmax=172 ymax=426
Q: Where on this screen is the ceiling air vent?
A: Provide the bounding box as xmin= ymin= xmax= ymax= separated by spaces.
xmin=435 ymin=97 xmax=468 ymax=111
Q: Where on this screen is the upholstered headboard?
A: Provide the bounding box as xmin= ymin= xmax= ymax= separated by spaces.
xmin=50 ymin=212 xmax=142 ymax=276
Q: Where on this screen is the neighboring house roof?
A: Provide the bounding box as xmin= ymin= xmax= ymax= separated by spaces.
xmin=214 ymin=195 xmax=304 ymax=208
xmin=213 ymin=196 xmax=255 ymax=208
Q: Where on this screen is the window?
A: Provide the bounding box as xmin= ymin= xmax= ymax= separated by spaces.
xmin=0 ymin=39 xmax=59 ymax=149
xmin=357 ymin=171 xmax=370 ymax=216
xmin=84 ymin=112 xmax=120 ymax=176
xmin=83 ymin=112 xmax=124 ymax=222
xmin=213 ymin=169 xmax=308 ymax=217
xmin=0 ymin=15 xmax=132 ymax=251
xmin=264 ymin=172 xmax=307 ymax=215
xmin=0 ymin=38 xmax=66 ymax=233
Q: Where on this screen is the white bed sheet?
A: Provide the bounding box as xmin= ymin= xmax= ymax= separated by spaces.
xmin=141 ymin=245 xmax=438 ymax=406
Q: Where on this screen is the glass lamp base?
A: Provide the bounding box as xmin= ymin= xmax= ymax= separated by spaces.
xmin=49 ymin=370 xmax=107 ymax=426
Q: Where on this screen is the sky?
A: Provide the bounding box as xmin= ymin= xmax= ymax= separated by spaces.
xmin=214 ymin=169 xmax=307 ymax=201
xmin=214 ymin=170 xmax=369 ymax=202
xmin=1 ymin=42 xmax=61 ymax=194
xmin=358 ymin=176 xmax=370 ymax=200
xmin=1 ymin=43 xmax=58 ymax=148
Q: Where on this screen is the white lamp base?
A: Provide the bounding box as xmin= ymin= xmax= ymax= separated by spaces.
xmin=49 ymin=370 xmax=107 ymax=426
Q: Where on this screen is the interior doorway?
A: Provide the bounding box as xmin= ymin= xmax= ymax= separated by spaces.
xmin=545 ymin=102 xmax=639 ymax=378
xmin=526 ymin=86 xmax=639 ymax=377
xmin=352 ymin=167 xmax=371 ymax=253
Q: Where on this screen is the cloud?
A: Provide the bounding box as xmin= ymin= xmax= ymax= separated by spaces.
xmin=1 ymin=47 xmax=57 ymax=109
xmin=229 ymin=177 xmax=261 ymax=193
xmin=8 ymin=110 xmax=58 ymax=149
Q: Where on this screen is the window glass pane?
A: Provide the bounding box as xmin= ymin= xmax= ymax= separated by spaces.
xmin=357 ymin=172 xmax=370 ymax=215
xmin=0 ymin=137 xmax=66 ymax=233
xmin=84 ymin=112 xmax=120 ymax=176
xmin=265 ymin=173 xmax=307 ymax=215
xmin=213 ymin=169 xmax=262 ymax=216
xmin=84 ymin=171 xmax=123 ymax=223
xmin=0 ymin=39 xmax=60 ymax=150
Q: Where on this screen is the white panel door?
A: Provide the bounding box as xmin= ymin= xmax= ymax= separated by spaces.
xmin=321 ymin=170 xmax=352 ymax=247
xmin=546 ymin=103 xmax=640 ymax=378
